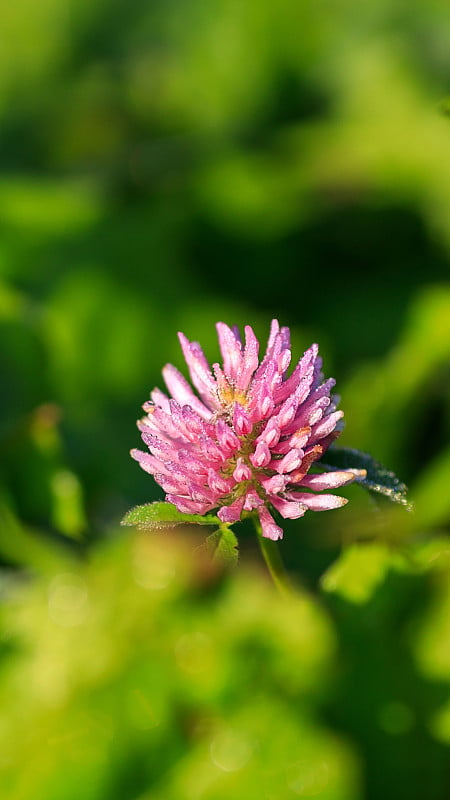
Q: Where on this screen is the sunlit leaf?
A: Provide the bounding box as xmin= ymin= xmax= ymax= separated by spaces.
xmin=321 ymin=543 xmax=401 ymax=604
xmin=321 ymin=447 xmax=412 ymax=509
xmin=121 ymin=501 xmax=220 ymax=531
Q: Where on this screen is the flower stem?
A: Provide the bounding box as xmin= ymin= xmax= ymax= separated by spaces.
xmin=254 ymin=518 xmax=292 ymax=596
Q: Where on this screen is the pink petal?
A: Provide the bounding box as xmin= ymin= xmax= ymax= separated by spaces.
xmin=289 ymin=444 xmax=324 ymax=482
xmin=310 ymin=410 xmax=344 ymax=441
xmin=167 ymin=495 xmax=212 ymax=515
xmin=279 ymin=326 xmax=291 ymax=351
xmin=207 ymin=468 xmax=234 ymax=495
xmin=249 ymin=376 xmax=275 ymax=420
xmin=212 ymin=362 xmax=231 ymax=399
xmin=188 ymin=482 xmax=217 ymax=504
xmin=153 ymin=473 xmax=187 ymax=494
xmin=162 ymin=364 xmax=213 ymax=420
xmin=236 ymin=325 xmax=260 ymax=391
xmin=180 ymin=404 xmax=213 ymax=438
xmin=287 ymin=492 xmax=348 ymax=511
xmin=256 ymin=420 xmax=281 ymax=448
xmin=250 ymin=441 xmax=271 ymax=468
xmin=198 ymin=435 xmax=226 ymax=464
xmin=258 ymin=506 xmax=284 ymax=541
xmin=216 ymin=322 xmax=242 ymax=380
xmin=162 ymin=462 xmax=192 ymax=486
xmin=142 ymin=408 xmax=183 ymax=441
xmin=270 ymin=497 xmax=307 ymax=519
xmin=261 ymin=474 xmax=287 ymax=494
xmin=260 ymin=394 xmax=275 ymax=418
xmin=265 ymin=319 xmax=280 ymax=358
xmin=274 ymin=448 xmax=304 ymax=474
xmin=311 ymin=377 xmax=336 ymax=402
xmin=217 ymin=496 xmax=245 ymax=523
xmin=178 ymin=450 xmax=209 ymax=477
xmin=278 ymin=349 xmax=291 ymax=374
xmin=243 ymin=489 xmax=264 ymax=510
xmin=272 ymin=426 xmax=311 ymax=454
xmin=272 ymin=345 xmax=317 ymax=404
xmin=233 ymin=404 xmax=252 ymax=435
xmin=299 ymin=470 xmax=359 ymax=491
xmin=140 ymin=433 xmax=174 ymax=460
xmin=274 ymin=395 xmax=297 ymax=429
xmin=215 ymin=419 xmax=240 ymax=453
xmin=233 ymin=457 xmax=252 ymax=482
xmin=178 ymin=333 xmax=219 ymax=409
xmin=130 ymin=448 xmax=168 ymax=476
xmin=149 ymin=388 xmax=171 ymax=413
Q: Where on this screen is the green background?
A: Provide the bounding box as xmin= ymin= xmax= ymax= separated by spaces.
xmin=1 ymin=1 xmax=450 ymax=798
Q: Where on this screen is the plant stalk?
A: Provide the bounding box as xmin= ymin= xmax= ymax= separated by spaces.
xmin=254 ymin=518 xmax=293 ymax=596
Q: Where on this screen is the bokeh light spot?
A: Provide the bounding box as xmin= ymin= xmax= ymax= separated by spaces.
xmin=286 ymin=760 xmax=330 ymax=796
xmin=378 ymin=702 xmax=414 ymax=735
xmin=47 ymin=572 xmax=89 ymax=627
xmin=210 ymin=728 xmax=253 ymax=772
xmin=175 ymin=632 xmax=213 ymax=674
xmin=132 ymin=551 xmax=175 ymax=591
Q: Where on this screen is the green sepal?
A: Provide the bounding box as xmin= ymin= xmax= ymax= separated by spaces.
xmin=121 ymin=501 xmax=220 ymax=531
xmin=204 ymin=525 xmax=239 ymax=568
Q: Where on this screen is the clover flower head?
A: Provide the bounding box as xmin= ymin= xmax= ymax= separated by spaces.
xmin=131 ymin=320 xmax=359 ymax=540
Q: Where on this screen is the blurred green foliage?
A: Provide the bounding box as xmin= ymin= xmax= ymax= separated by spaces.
xmin=1 ymin=0 xmax=450 ymax=797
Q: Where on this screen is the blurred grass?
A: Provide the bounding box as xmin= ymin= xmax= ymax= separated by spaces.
xmin=0 ymin=0 xmax=450 ymax=797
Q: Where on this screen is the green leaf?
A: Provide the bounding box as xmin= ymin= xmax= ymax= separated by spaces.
xmin=204 ymin=525 xmax=239 ymax=567
xmin=321 ymin=448 xmax=413 ymax=509
xmin=321 ymin=543 xmax=403 ymax=604
xmin=121 ymin=502 xmax=220 ymax=531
